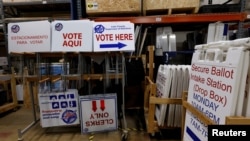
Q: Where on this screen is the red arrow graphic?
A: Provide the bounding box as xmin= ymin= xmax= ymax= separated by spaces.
xmin=100 ymin=99 xmax=105 ymax=111
xmin=92 ymin=101 xmax=97 ymax=112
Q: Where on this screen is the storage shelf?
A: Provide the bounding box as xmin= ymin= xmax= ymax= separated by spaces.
xmin=92 ymin=12 xmax=248 ymax=24
xmin=9 ymin=51 xmax=125 ymax=58
xmin=24 ymin=74 xmax=123 ymax=82
xmin=3 ymin=0 xmax=70 ymax=6
xmin=4 ymin=17 xmax=51 ymax=23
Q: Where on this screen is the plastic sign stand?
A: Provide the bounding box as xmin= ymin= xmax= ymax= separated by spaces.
xmin=173 ymin=65 xmax=183 ymax=127
xmin=243 ymin=54 xmax=250 ymax=117
xmin=167 ymin=65 xmax=178 ymax=127
xmin=79 ymin=93 xmax=118 ymax=133
xmin=8 ymin=20 xmax=51 ymax=53
xmin=155 ymin=65 xmax=172 ymax=126
xmin=174 ymin=65 xmax=191 ymax=127
xmin=38 ymin=89 xmax=80 ymax=128
xmin=93 ymin=21 xmax=135 ymax=52
xmin=51 ymin=20 xmax=93 ymax=52
xmin=183 ymin=39 xmax=250 ymax=141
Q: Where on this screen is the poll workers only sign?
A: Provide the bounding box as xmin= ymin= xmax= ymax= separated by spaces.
xmin=93 ymin=21 xmax=135 ymax=52
xmin=51 ymin=20 xmax=93 ymax=52
xmin=8 ymin=20 xmax=51 ymax=53
xmin=183 ymin=44 xmax=249 ymax=141
xmin=38 ymin=89 xmax=80 ymax=127
xmin=79 ymin=93 xmax=118 ymax=133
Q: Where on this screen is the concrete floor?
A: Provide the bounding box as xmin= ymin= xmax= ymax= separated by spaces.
xmin=0 ymin=105 xmax=147 ymax=141
xmin=0 ymin=105 xmax=181 ymax=141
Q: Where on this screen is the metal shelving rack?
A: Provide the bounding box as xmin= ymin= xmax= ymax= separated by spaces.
xmin=0 ymin=0 xmax=4 ymax=35
xmin=0 ymin=0 xmax=6 ymax=46
xmin=237 ymin=0 xmax=247 ymax=38
xmin=92 ymin=12 xmax=247 ymax=24
xmin=2 ymin=0 xmax=71 ymax=6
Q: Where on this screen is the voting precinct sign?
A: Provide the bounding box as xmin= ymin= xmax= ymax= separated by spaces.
xmin=38 ymin=89 xmax=80 ymax=128
xmin=51 ymin=20 xmax=93 ymax=52
xmin=93 ymin=21 xmax=135 ymax=52
xmin=79 ymin=93 xmax=118 ymax=133
xmin=8 ymin=20 xmax=51 ymax=53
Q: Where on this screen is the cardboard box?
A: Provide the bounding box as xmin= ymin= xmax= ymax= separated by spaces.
xmin=145 ymin=0 xmax=200 ymax=14
xmin=144 ymin=0 xmax=167 ymax=11
xmin=86 ymin=0 xmax=141 ymax=15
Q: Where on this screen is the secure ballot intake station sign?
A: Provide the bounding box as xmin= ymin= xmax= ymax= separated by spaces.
xmin=38 ymin=89 xmax=80 ymax=127
xmin=8 ymin=20 xmax=51 ymax=53
xmin=51 ymin=20 xmax=93 ymax=52
xmin=79 ymin=93 xmax=118 ymax=133
xmin=183 ymin=39 xmax=250 ymax=141
xmin=93 ymin=21 xmax=135 ymax=52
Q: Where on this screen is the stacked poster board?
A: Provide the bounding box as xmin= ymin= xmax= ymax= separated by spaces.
xmin=155 ymin=64 xmax=190 ymax=127
xmin=183 ymin=38 xmax=250 ymax=141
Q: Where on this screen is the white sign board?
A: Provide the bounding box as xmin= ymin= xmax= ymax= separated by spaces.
xmin=38 ymin=89 xmax=80 ymax=127
xmin=93 ymin=22 xmax=135 ymax=52
xmin=183 ymin=44 xmax=248 ymax=141
xmin=8 ymin=20 xmax=51 ymax=53
xmin=79 ymin=93 xmax=118 ymax=133
xmin=155 ymin=65 xmax=172 ymax=126
xmin=51 ymin=20 xmax=93 ymax=52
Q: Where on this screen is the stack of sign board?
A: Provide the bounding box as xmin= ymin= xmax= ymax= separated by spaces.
xmin=155 ymin=64 xmax=190 ymax=127
xmin=8 ymin=20 xmax=135 ymax=131
xmin=155 ymin=26 xmax=176 ymax=56
xmin=79 ymin=93 xmax=118 ymax=133
xmin=183 ymin=38 xmax=250 ymax=141
xmin=206 ymin=22 xmax=229 ymax=44
xmin=38 ymin=89 xmax=80 ymax=127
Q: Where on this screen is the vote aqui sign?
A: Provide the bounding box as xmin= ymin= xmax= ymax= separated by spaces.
xmin=8 ymin=20 xmax=51 ymax=53
xmin=79 ymin=93 xmax=118 ymax=133
xmin=51 ymin=20 xmax=93 ymax=52
xmin=93 ymin=21 xmax=135 ymax=52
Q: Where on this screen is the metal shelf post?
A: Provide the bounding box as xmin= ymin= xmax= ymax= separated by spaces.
xmin=237 ymin=0 xmax=247 ymax=38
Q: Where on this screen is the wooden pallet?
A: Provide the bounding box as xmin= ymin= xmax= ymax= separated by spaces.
xmin=143 ymin=8 xmax=199 ymax=16
xmin=85 ymin=0 xmax=142 ymax=17
xmin=86 ymin=11 xmax=142 ymax=18
xmin=143 ymin=0 xmax=199 ymax=16
xmin=144 ymin=76 xmax=183 ymax=135
xmin=0 ymin=70 xmax=18 ymax=114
